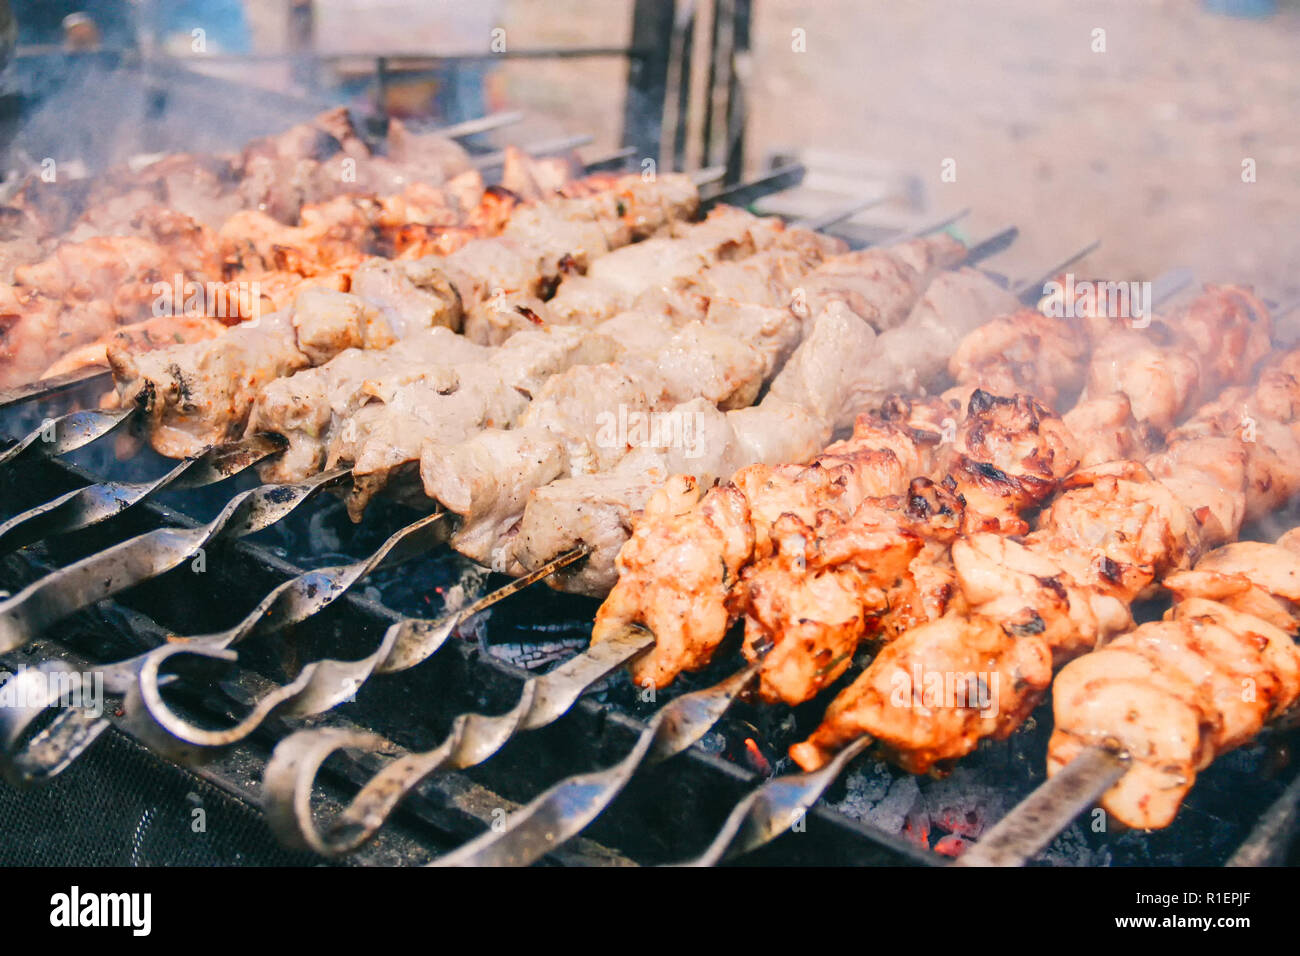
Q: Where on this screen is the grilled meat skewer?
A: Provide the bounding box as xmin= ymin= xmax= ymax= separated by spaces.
xmin=792 ymin=287 xmax=1279 ymax=774
xmin=252 ymin=207 xmax=835 ymax=487
xmin=594 ymin=286 xmax=1268 ymax=704
xmin=419 ymin=235 xmax=973 ymax=575
xmin=1048 ymin=529 xmax=1300 ymax=829
xmin=106 ymin=174 xmax=700 ymax=458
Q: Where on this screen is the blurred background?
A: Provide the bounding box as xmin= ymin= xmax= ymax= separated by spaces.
xmin=1 ymin=0 xmax=1297 ymax=298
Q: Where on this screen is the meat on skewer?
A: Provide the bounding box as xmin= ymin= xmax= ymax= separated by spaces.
xmin=554 ymin=265 xmax=1021 ymax=602
xmin=105 ymin=174 xmax=701 ymax=458
xmin=0 ymin=108 xmax=505 ymax=387
xmin=1048 ymin=529 xmax=1300 ymax=829
xmin=418 ymin=234 xmax=972 ymax=575
xmin=791 ymin=288 xmax=1280 ymax=775
xmin=589 ymin=282 xmax=1136 ymax=692
xmin=254 ymin=207 xmax=836 ymax=488
xmin=592 ymin=286 xmax=1268 ymax=711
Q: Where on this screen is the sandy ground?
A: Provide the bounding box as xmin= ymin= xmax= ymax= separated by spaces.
xmin=492 ymin=0 xmax=1299 ymax=301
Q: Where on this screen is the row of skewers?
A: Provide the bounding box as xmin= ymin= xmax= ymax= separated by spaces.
xmin=2 ymin=116 xmax=1295 ymax=863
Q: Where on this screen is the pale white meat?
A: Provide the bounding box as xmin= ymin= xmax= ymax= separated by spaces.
xmin=247 ymin=326 xmax=489 ymax=482
xmin=510 ymin=398 xmax=825 ymax=594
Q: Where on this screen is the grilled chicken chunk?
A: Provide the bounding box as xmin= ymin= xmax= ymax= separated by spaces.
xmin=334 ymin=326 xmax=620 ymax=511
xmin=247 ymin=326 xmax=490 ymax=483
xmin=112 ymin=287 xmax=418 ymax=457
xmin=1050 ymin=532 xmax=1300 ymax=829
xmin=336 ymin=218 xmax=833 ymax=517
xmin=794 ymin=288 xmax=1279 ymax=774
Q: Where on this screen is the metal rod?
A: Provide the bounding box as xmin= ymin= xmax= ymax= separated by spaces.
xmin=1013 ymin=239 xmax=1101 ymax=302
xmin=122 ymin=543 xmax=591 ymax=768
xmin=432 ymin=664 xmax=758 ymax=867
xmin=0 ymin=365 xmax=110 ymax=410
xmin=471 ymin=134 xmax=595 ymax=171
xmin=791 ymin=192 xmax=893 ymax=232
xmin=0 ymin=434 xmax=285 ymax=554
xmin=963 ymin=225 xmax=1019 ymax=266
xmin=700 ymin=162 xmax=805 ymax=211
xmin=581 ymin=146 xmax=639 ymax=174
xmin=676 ymin=735 xmax=874 ymax=866
xmin=1 ymin=511 xmax=448 ymax=783
xmin=690 ymin=163 xmax=727 ymax=186
xmin=887 ymin=207 xmax=971 ymax=243
xmin=118 ymin=512 xmax=454 ymax=757
xmin=0 ymin=406 xmax=135 ymax=469
xmin=0 ymin=467 xmax=348 ymax=656
xmin=261 ymin=563 xmax=646 ymax=857
xmin=433 ymin=111 xmax=526 ymax=140
xmin=952 ymin=746 xmax=1130 ymax=867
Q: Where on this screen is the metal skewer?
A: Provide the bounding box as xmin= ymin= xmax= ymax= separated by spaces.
xmin=951 ymin=746 xmax=1130 ymax=867
xmin=260 ymin=549 xmax=634 ymax=857
xmin=471 ymin=133 xmax=595 ymax=171
xmin=677 ymin=736 xmax=874 ymax=866
xmin=0 ymin=512 xmax=447 ymax=781
xmin=0 ymin=466 xmax=348 ymax=656
xmin=0 ymin=433 xmax=286 ymax=554
xmin=0 ymin=405 xmax=134 ymax=469
xmin=432 ymin=664 xmax=759 ymax=867
xmin=0 ymin=365 xmax=111 ymax=411
xmin=791 ymin=192 xmax=893 ymax=232
xmin=434 ymin=110 xmax=525 ymax=141
xmin=700 ymin=163 xmax=805 ymax=211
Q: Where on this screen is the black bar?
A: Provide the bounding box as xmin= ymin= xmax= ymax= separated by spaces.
xmin=700 ymin=162 xmax=806 ymax=211
xmin=672 ymin=8 xmax=695 ymax=172
xmin=723 ymin=0 xmax=751 ymax=184
xmin=622 ymin=0 xmax=676 ymax=164
xmin=701 ymin=0 xmax=725 ymax=168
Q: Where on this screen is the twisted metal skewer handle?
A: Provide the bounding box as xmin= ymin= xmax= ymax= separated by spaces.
xmin=263 ymin=624 xmax=654 ymax=857
xmin=0 ymin=467 xmax=348 ymax=655
xmin=128 ymin=537 xmax=588 ymax=761
xmin=0 ymin=434 xmax=286 ymax=553
xmin=117 ymin=512 xmax=452 ymax=750
xmin=675 ymin=735 xmax=874 ymax=866
xmin=0 ymin=406 xmax=135 ymax=468
xmin=951 ymin=745 xmax=1130 ymax=867
xmin=0 ymin=662 xmax=110 ymax=786
xmin=433 ymin=663 xmax=758 ymax=867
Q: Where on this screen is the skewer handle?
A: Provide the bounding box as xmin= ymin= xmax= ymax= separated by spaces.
xmin=432 ymin=663 xmax=758 ymax=867
xmin=261 ymin=622 xmax=654 ymax=857
xmin=0 ymin=365 xmax=111 ymax=411
xmin=952 ymin=745 xmax=1129 ymax=867
xmin=0 ymin=406 xmax=134 ymax=469
xmin=676 ymin=735 xmax=873 ymax=866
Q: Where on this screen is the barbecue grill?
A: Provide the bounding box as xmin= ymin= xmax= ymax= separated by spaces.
xmin=3 ymin=1 xmax=1300 ymax=872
